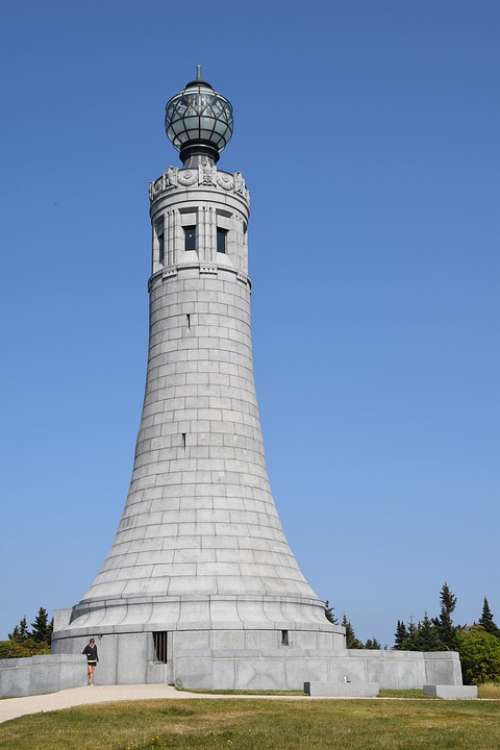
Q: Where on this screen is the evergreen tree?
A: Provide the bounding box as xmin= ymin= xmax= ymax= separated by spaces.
xmin=433 ymin=582 xmax=457 ymax=649
xmin=479 ymin=598 xmax=499 ymax=636
xmin=48 ymin=617 xmax=54 ymax=646
xmin=394 ymin=620 xmax=408 ymax=650
xmin=414 ymin=613 xmax=444 ymax=651
xmin=31 ymin=608 xmax=50 ymax=644
xmin=341 ymin=614 xmax=364 ymax=649
xmin=403 ymin=621 xmax=420 ymax=651
xmin=365 ymin=638 xmax=381 ymax=650
xmin=324 ymin=600 xmax=338 ymax=624
xmin=9 ymin=616 xmax=30 ymax=642
xmin=9 ymin=625 xmax=20 ymax=641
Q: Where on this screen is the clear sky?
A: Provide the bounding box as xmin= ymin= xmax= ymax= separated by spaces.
xmin=0 ymin=0 xmax=498 ymax=645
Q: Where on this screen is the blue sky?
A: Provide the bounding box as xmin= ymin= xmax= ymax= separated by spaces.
xmin=0 ymin=1 xmax=498 ymax=644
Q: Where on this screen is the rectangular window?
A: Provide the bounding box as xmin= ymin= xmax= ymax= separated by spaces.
xmin=217 ymin=227 xmax=227 ymax=254
xmin=155 ymin=220 xmax=165 ymax=265
xmin=158 ymin=231 xmax=165 ymax=265
xmin=153 ymin=631 xmax=168 ymax=663
xmin=281 ymin=630 xmax=289 ymax=646
xmin=184 ymin=226 xmax=196 ymax=251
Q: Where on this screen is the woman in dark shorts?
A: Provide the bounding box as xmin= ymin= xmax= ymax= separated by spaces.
xmin=82 ymin=638 xmax=99 ymax=685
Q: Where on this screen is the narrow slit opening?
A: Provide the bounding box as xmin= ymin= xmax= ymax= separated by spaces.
xmin=186 ymin=313 xmax=191 ymax=329
xmin=152 ymin=631 xmax=168 ymax=663
xmin=281 ymin=629 xmax=289 ymax=646
xmin=182 ymin=433 xmax=186 ymax=449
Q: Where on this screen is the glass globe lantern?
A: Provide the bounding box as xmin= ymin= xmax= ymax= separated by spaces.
xmin=165 ymin=67 xmax=233 ymax=166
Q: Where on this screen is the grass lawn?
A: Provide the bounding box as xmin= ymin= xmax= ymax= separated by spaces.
xmin=1 ymin=698 xmax=500 ymax=750
xmin=379 ymin=688 xmax=435 ymax=699
xmin=177 ymin=688 xmax=304 ymax=695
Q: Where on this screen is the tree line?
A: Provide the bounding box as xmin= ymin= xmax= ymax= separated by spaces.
xmin=393 ymin=583 xmax=500 ymax=684
xmin=0 ymin=607 xmax=53 ymax=659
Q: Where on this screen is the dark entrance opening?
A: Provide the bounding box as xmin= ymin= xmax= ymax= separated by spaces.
xmin=153 ymin=631 xmax=168 ymax=663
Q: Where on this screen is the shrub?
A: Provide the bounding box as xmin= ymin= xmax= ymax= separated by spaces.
xmin=456 ymin=628 xmax=500 ymax=685
xmin=0 ymin=639 xmax=50 ymax=659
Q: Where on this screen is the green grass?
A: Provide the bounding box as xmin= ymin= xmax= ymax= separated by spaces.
xmin=1 ymin=698 xmax=500 ymax=749
xmin=176 ymin=687 xmax=303 ymax=695
xmin=378 ymin=688 xmax=433 ymax=699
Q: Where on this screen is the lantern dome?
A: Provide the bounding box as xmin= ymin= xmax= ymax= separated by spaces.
xmin=165 ymin=66 xmax=233 ymax=165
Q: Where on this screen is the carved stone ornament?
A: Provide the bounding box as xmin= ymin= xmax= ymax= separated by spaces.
xmin=177 ymin=170 xmax=198 ymax=186
xmin=166 ymin=166 xmax=178 ymax=187
xmin=150 ymin=166 xmax=249 ymax=204
xmin=234 ymin=172 xmax=246 ymax=195
xmin=217 ymin=172 xmax=235 ymax=191
xmin=198 ymin=158 xmax=218 ymax=186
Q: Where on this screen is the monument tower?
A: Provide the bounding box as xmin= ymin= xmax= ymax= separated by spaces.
xmin=53 ymin=70 xmax=462 ymax=692
xmin=53 ymin=69 xmax=345 ymax=686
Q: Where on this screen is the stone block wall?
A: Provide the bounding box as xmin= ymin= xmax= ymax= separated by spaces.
xmin=172 ymin=649 xmax=463 ymax=691
xmin=0 ymin=654 xmax=87 ymax=698
xmin=53 ymin=627 xmax=462 ymax=691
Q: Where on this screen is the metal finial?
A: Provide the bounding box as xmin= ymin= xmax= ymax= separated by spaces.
xmin=196 ymin=64 xmax=202 ymax=81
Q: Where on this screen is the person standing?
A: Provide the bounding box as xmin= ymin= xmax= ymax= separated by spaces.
xmin=82 ymin=638 xmax=99 ymax=685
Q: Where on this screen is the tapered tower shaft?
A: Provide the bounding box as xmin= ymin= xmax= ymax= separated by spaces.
xmin=67 ymin=158 xmax=328 ymax=630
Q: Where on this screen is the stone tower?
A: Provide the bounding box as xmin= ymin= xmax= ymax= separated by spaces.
xmin=52 ymin=69 xmax=465 ymax=692
xmin=52 ymin=69 xmax=344 ymax=686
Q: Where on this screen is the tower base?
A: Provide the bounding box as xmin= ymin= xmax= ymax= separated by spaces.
xmin=52 ymin=608 xmax=462 ymax=690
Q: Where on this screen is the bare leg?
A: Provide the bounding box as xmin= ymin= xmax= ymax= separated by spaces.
xmin=87 ymin=664 xmax=95 ymax=685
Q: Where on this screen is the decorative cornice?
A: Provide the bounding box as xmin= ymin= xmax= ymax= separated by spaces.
xmin=149 ymin=161 xmax=250 ymax=206
xmin=147 ymin=262 xmax=252 ymax=292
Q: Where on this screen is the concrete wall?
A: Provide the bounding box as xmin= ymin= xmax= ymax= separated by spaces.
xmin=52 ymin=628 xmax=345 ymax=687
xmin=424 ymin=651 xmax=463 ymax=686
xmin=0 ymin=654 xmax=87 ymax=698
xmin=52 ymin=632 xmax=153 ymax=686
xmin=172 ymin=649 xmax=462 ymax=691
xmin=53 ymin=628 xmax=462 ymax=691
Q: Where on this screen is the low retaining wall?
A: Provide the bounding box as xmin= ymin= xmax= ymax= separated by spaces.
xmin=345 ymin=649 xmax=463 ymax=689
xmin=0 ymin=654 xmax=87 ymax=698
xmin=172 ymin=649 xmax=463 ymax=690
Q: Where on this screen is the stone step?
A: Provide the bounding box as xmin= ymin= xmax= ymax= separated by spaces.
xmin=304 ymin=681 xmax=379 ymax=697
xmin=423 ymin=684 xmax=478 ymax=699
